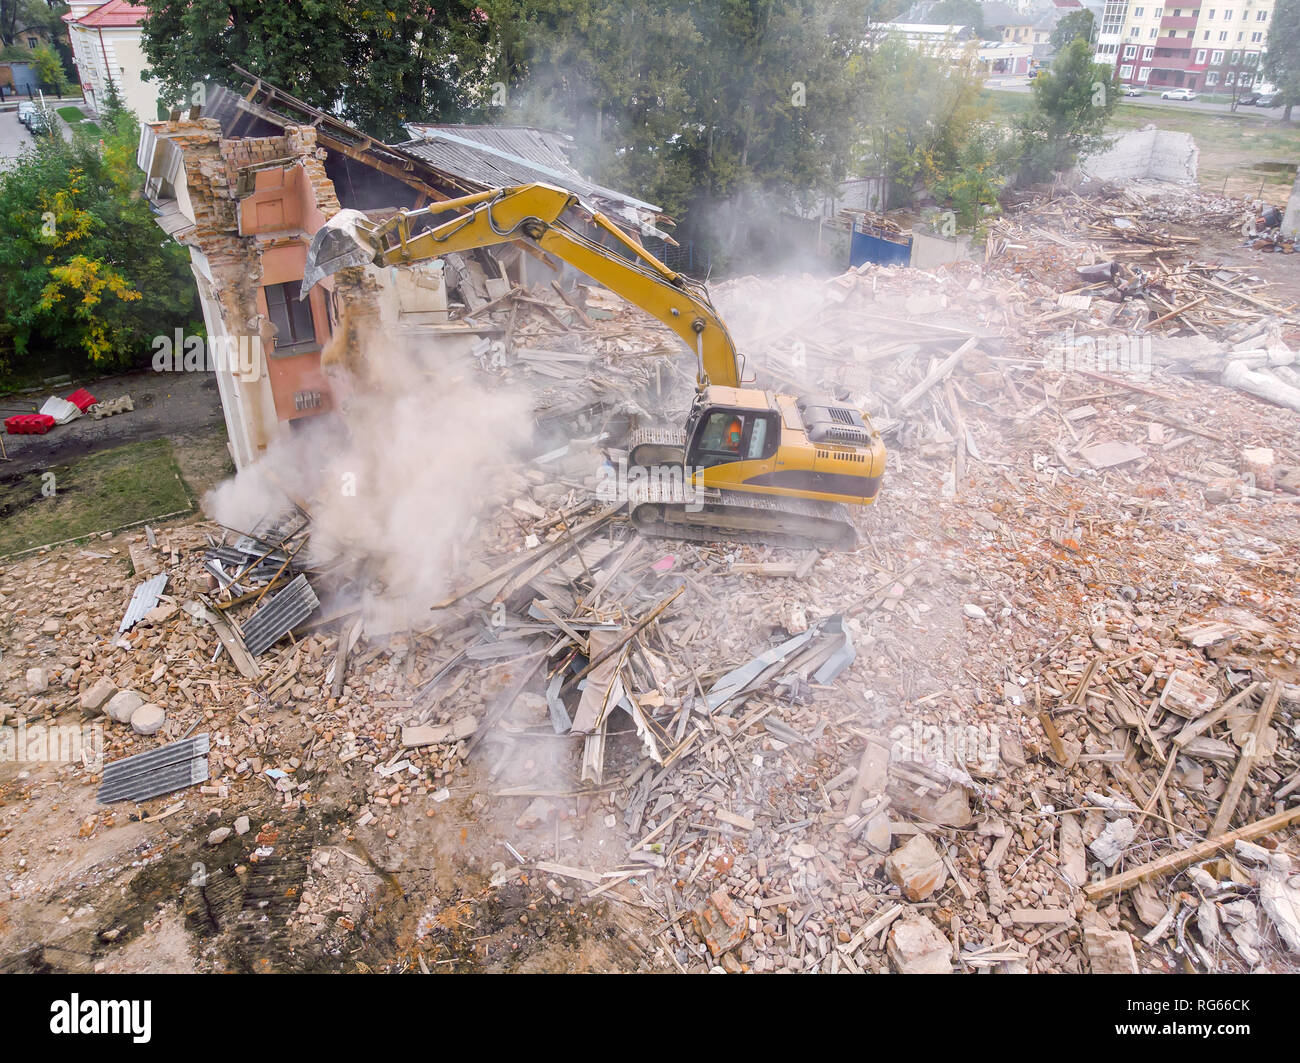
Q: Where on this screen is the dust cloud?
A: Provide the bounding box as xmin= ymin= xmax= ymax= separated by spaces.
xmin=203 ymin=338 xmax=534 ymax=631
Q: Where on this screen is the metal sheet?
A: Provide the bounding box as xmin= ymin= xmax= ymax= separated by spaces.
xmin=240 ymin=574 xmax=319 ymax=656
xmin=119 ymin=573 xmax=169 ymax=633
xmin=97 ymin=734 xmax=210 ymax=804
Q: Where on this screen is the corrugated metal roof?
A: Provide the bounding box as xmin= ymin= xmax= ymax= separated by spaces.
xmin=98 ymin=734 xmax=210 ymax=804
xmin=240 ymin=574 xmax=319 ymax=656
xmin=119 ymin=573 xmax=169 ymax=633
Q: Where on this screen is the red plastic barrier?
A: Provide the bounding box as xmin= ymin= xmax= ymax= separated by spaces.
xmin=66 ymin=388 xmax=98 ymax=412
xmin=4 ymin=414 xmax=56 ymax=435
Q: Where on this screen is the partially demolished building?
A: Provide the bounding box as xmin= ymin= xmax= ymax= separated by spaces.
xmin=137 ymin=69 xmax=667 ymax=469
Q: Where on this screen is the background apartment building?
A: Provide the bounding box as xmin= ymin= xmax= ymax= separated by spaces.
xmin=63 ymin=0 xmax=162 ymax=119
xmin=1094 ymin=0 xmax=1276 ymax=93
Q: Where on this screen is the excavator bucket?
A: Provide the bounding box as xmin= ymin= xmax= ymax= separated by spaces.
xmin=300 ymin=209 xmax=380 ymax=298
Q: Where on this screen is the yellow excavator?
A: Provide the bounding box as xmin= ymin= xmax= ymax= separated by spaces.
xmin=301 ymin=182 xmax=886 ymax=549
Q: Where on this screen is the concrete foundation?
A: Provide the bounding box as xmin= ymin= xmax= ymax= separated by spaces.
xmin=1079 ymin=126 xmax=1198 ymax=184
xmin=1283 ymin=170 xmax=1300 ymax=240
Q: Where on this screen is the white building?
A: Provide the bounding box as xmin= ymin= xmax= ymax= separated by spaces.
xmin=63 ymin=0 xmax=162 ymax=119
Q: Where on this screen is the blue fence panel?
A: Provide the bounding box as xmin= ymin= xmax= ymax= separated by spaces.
xmin=849 ymin=229 xmax=911 ymax=268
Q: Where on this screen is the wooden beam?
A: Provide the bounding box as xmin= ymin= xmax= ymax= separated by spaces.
xmin=1210 ymin=682 xmax=1282 ymax=836
xmin=1084 ymin=804 xmax=1300 ymax=901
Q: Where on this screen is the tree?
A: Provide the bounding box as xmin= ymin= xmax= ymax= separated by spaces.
xmin=1262 ymin=0 xmax=1300 ymax=121
xmin=139 ymin=1 xmax=492 ymax=140
xmin=0 ymin=90 xmax=196 ymax=378
xmin=483 ymin=0 xmax=874 ymax=267
xmin=856 ymin=34 xmax=990 ymax=211
xmin=31 ymin=41 xmax=67 ymax=94
xmin=1049 ymin=9 xmax=1094 ymax=53
xmin=1014 ymin=38 xmax=1118 ymax=183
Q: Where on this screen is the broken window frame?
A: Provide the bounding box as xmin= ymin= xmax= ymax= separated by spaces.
xmin=264 ymin=280 xmax=320 ymax=356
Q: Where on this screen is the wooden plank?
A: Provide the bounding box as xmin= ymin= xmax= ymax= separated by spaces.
xmin=1210 ymin=682 xmax=1282 ymax=836
xmin=1084 ymin=805 xmax=1300 ymax=901
xmin=195 ymin=599 xmax=260 ymax=680
xmin=895 ymin=337 xmax=978 ymax=412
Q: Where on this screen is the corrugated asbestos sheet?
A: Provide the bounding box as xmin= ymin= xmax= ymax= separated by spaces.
xmin=396 ymin=127 xmax=660 ymax=215
xmin=97 ymin=734 xmax=210 ymax=804
xmin=240 ymin=574 xmax=319 ymax=657
xmin=119 ymin=573 xmax=169 ymax=633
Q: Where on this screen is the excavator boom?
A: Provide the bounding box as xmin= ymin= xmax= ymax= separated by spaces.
xmin=302 ymin=183 xmax=741 ymax=388
xmin=301 ymin=181 xmax=886 ymax=550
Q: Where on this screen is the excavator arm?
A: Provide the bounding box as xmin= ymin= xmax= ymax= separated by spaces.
xmin=301 ymin=182 xmax=741 ymax=389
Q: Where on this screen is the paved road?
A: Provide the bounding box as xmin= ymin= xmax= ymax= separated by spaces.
xmin=987 ymin=77 xmax=1288 ymax=118
xmin=0 ymin=109 xmax=33 ymax=167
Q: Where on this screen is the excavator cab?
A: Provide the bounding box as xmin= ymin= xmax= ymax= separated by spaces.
xmin=684 ymin=398 xmax=780 ymax=470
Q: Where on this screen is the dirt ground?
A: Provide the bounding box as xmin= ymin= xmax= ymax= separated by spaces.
xmin=1 ymin=367 xmax=228 ymax=480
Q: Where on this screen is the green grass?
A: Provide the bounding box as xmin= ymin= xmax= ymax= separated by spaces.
xmin=55 ymin=105 xmax=84 ymax=123
xmin=0 ymin=438 xmax=193 ymax=557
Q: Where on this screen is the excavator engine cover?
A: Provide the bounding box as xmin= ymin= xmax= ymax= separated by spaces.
xmin=797 ymin=398 xmax=873 ymax=447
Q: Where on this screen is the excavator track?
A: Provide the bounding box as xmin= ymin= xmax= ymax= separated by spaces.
xmin=627 ymin=425 xmax=687 ymax=467
xmin=626 ymin=475 xmax=859 ymax=550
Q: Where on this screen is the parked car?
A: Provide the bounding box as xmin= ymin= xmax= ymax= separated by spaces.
xmin=1160 ymin=88 xmax=1198 ymax=101
xmin=16 ymin=100 xmax=35 ymax=127
xmin=1123 ymin=86 xmax=1143 ymax=97
xmin=1255 ymin=91 xmax=1281 ymax=107
xmin=1236 ymin=91 xmax=1261 ymax=105
xmin=26 ymin=110 xmax=54 ymax=136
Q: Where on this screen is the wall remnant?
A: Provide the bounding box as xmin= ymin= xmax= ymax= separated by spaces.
xmin=1079 ymin=126 xmax=1199 ymax=184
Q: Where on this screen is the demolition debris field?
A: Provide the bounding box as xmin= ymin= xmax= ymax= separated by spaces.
xmin=1 ymin=180 xmax=1299 ymax=974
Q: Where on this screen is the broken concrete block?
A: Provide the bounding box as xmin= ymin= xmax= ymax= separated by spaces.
xmin=79 ymin=677 xmax=117 ymax=713
xmin=692 ymin=888 xmax=747 ymax=957
xmin=1161 ymin=669 xmax=1218 ymax=718
xmin=1203 ymin=477 xmax=1238 ymax=504
xmin=865 ymin=813 xmax=892 ymax=853
xmin=885 ymin=834 xmax=947 ymax=901
xmin=207 ymin=827 xmax=232 ymax=846
xmin=1084 ymin=927 xmax=1138 ymax=974
xmin=888 ymin=776 xmax=972 ymax=827
xmin=130 ymin=703 xmax=165 ymax=736
xmin=515 ymin=797 xmax=553 ymax=830
xmin=451 ymin=715 xmax=477 ymax=741
xmin=104 ymin=689 xmax=145 ymax=724
xmin=1088 ymin=817 xmax=1136 ymax=868
xmin=888 ymin=916 xmax=953 ymax=974
xmin=401 ymin=724 xmax=451 ymax=748
xmin=1260 ymin=865 xmax=1300 ymax=954
xmin=234 ymin=815 xmax=250 ymax=836
xmin=25 ymin=667 xmax=47 ymax=694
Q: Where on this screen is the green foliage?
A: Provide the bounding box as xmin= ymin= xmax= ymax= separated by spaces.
xmin=31 ymin=41 xmax=68 ymax=94
xmin=1014 ymin=39 xmax=1118 ymax=184
xmin=930 ymin=123 xmax=1010 ymax=230
xmin=485 ymin=0 xmax=875 ymax=266
xmin=0 ymin=93 xmax=196 ymax=379
xmin=857 ymin=34 xmax=990 ymax=211
xmin=1262 ymin=0 xmax=1300 ymax=119
xmin=1049 ymin=9 xmax=1095 ymax=53
xmin=139 ymin=0 xmax=493 ymax=140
